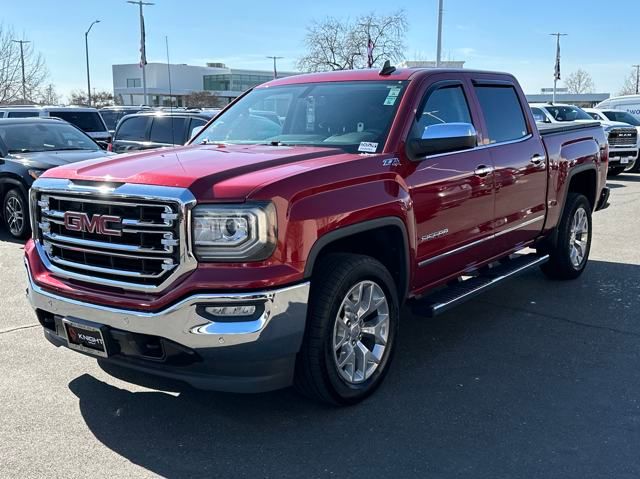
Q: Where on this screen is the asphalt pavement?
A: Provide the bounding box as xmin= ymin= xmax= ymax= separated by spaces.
xmin=1 ymin=174 xmax=639 ymax=479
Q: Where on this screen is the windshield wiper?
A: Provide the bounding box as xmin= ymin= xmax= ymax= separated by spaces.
xmin=8 ymin=149 xmax=37 ymax=153
xmin=51 ymin=147 xmax=96 ymax=151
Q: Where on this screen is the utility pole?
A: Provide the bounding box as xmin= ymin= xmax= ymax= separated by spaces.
xmin=633 ymin=64 xmax=640 ymax=95
xmin=266 ymin=56 xmax=283 ymax=79
xmin=127 ymin=1 xmax=154 ymax=105
xmin=85 ymin=20 xmax=100 ymax=106
xmin=11 ymin=40 xmax=30 ymax=102
xmin=436 ymin=0 xmax=444 ymax=67
xmin=550 ymin=33 xmax=567 ymax=104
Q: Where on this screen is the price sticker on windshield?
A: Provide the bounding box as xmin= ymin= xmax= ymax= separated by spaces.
xmin=383 ymin=86 xmax=402 ymax=106
xmin=358 ymin=142 xmax=379 ymax=153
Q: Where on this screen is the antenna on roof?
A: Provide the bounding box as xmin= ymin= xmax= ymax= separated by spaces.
xmin=379 ymin=60 xmax=396 ymax=76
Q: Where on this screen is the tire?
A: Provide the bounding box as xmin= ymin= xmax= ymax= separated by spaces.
xmin=630 ymin=161 xmax=640 ymax=173
xmin=294 ymin=253 xmax=399 ymax=405
xmin=3 ymin=188 xmax=29 ymax=239
xmin=607 ymin=167 xmax=626 ymax=177
xmin=540 ymin=193 xmax=592 ymax=280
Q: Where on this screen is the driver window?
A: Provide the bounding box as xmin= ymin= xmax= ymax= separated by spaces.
xmin=411 ymin=85 xmax=472 ymax=139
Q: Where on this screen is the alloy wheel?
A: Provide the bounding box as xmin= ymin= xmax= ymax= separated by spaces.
xmin=5 ymin=195 xmax=24 ymax=237
xmin=569 ymin=206 xmax=589 ymax=268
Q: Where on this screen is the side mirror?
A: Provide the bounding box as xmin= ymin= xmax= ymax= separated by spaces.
xmin=407 ymin=122 xmax=477 ymax=160
xmin=190 ymin=126 xmax=204 ymax=141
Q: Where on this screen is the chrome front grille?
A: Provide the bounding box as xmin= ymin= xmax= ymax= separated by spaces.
xmin=31 ymin=179 xmax=197 ymax=292
xmin=608 ymin=128 xmax=638 ymax=147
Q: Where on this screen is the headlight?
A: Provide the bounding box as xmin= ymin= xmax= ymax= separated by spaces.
xmin=28 ymin=169 xmax=45 ymax=180
xmin=192 ymin=202 xmax=277 ymax=261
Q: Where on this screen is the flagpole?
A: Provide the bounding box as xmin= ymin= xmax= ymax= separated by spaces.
xmin=127 ymin=1 xmax=154 ymax=106
xmin=550 ymin=32 xmax=567 ymax=104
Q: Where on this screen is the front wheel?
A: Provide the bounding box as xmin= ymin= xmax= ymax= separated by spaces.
xmin=294 ymin=254 xmax=399 ymax=405
xmin=3 ymin=188 xmax=29 ymax=239
xmin=540 ymin=193 xmax=592 ymax=280
xmin=607 ymin=167 xmax=626 ymax=177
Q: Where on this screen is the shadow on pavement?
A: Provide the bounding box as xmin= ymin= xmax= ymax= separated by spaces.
xmin=68 ymin=260 xmax=640 ymax=479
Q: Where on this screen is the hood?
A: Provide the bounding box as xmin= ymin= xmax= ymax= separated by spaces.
xmin=575 ymin=119 xmax=630 ymax=128
xmin=9 ymin=149 xmax=113 ymax=170
xmin=42 ymin=144 xmax=359 ymax=200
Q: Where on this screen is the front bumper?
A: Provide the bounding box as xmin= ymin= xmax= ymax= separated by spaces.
xmin=26 ymin=263 xmax=311 ymax=393
xmin=608 ymin=149 xmax=637 ymax=170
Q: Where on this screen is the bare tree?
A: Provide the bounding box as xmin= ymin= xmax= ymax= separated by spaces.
xmin=297 ymin=11 xmax=408 ymax=72
xmin=185 ymin=91 xmax=223 ymax=108
xmin=69 ymin=89 xmax=115 ymax=108
xmin=564 ymin=69 xmax=595 ymax=94
xmin=38 ymin=83 xmax=59 ymax=105
xmin=618 ymin=69 xmax=639 ymax=96
xmin=0 ymin=26 xmax=48 ymax=104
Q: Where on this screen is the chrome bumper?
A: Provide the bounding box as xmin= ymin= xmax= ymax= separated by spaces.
xmin=26 ymin=265 xmax=310 ymax=351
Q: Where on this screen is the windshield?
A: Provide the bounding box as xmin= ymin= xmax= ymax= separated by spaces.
xmin=544 ymin=105 xmax=593 ymax=121
xmin=49 ymin=110 xmax=107 ymax=132
xmin=0 ymin=122 xmax=99 ymax=153
xmin=602 ymin=110 xmax=640 ymax=126
xmin=193 ymin=81 xmax=407 ymax=153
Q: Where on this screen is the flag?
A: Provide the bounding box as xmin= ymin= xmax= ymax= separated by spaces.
xmin=554 ymin=39 xmax=561 ymax=81
xmin=139 ymin=12 xmax=147 ymax=68
xmin=367 ymin=37 xmax=374 ymax=68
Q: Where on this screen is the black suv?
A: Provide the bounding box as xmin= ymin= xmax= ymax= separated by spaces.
xmin=111 ymin=110 xmax=218 ymax=154
xmin=0 ymin=118 xmax=112 ymax=238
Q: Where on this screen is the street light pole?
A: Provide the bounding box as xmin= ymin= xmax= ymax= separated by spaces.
xmin=85 ymin=20 xmax=100 ymax=107
xmin=11 ymin=40 xmax=30 ymax=102
xmin=633 ymin=65 xmax=640 ymax=95
xmin=266 ymin=56 xmax=283 ymax=79
xmin=127 ymin=1 xmax=154 ymax=105
xmin=436 ymin=0 xmax=444 ymax=67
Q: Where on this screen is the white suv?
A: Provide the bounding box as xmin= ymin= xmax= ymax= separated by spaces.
xmin=0 ymin=106 xmax=111 ymax=144
xmin=530 ymin=103 xmax=638 ymax=176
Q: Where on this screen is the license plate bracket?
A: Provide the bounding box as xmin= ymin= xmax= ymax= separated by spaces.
xmin=62 ymin=317 xmax=110 ymax=358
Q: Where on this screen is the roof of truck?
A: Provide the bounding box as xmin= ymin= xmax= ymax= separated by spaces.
xmin=260 ymin=68 xmax=514 ymax=88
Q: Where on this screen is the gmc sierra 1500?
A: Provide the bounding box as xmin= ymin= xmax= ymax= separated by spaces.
xmin=24 ymin=66 xmax=609 ymax=405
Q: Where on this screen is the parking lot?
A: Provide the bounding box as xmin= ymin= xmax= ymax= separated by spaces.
xmin=0 ymin=174 xmax=638 ymax=478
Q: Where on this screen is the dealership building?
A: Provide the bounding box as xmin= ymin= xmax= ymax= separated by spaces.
xmin=112 ymin=62 xmax=298 ymax=107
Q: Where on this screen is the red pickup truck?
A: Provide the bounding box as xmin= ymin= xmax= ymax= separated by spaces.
xmin=24 ymin=66 xmax=609 ymax=405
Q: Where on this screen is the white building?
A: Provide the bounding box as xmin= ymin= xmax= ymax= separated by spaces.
xmin=112 ymin=62 xmax=297 ymax=107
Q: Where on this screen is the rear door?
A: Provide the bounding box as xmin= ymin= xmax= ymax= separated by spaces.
xmin=112 ymin=116 xmax=152 ymax=153
xmin=405 ymin=77 xmax=497 ymax=290
xmin=148 ymin=116 xmax=189 ymax=147
xmin=471 ymin=79 xmax=547 ymax=250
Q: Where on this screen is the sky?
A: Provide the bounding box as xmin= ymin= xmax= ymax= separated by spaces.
xmin=2 ymin=0 xmax=637 ymax=101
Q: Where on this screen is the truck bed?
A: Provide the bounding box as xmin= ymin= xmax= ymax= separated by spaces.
xmin=537 ymin=121 xmax=602 ymax=136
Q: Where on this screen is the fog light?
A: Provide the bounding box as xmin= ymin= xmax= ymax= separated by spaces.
xmin=205 ymin=305 xmax=256 ymax=317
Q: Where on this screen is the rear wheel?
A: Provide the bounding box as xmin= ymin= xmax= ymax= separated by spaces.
xmin=294 ymin=254 xmax=399 ymax=405
xmin=540 ymin=193 xmax=592 ymax=280
xmin=3 ymin=188 xmax=29 ymax=239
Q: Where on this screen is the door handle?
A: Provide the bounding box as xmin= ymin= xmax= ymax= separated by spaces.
xmin=474 ymin=165 xmax=494 ymax=177
xmin=530 ymin=154 xmax=546 ymax=166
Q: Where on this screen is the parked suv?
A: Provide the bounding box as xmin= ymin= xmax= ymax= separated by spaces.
xmin=25 ymin=68 xmax=608 ymax=405
xmin=530 ymin=103 xmax=638 ymax=175
xmin=111 ymin=110 xmax=218 ymax=153
xmin=0 ymin=106 xmax=111 ymax=145
xmin=99 ymin=106 xmax=151 ymax=135
xmin=0 ymin=118 xmax=112 ymax=238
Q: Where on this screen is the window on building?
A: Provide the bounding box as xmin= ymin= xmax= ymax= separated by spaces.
xmin=203 ymin=75 xmax=231 ymax=91
xmin=474 ymin=85 xmax=528 ymax=143
xmin=126 ymin=78 xmax=142 ymax=88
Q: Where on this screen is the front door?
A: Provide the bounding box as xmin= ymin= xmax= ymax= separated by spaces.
xmin=404 ymin=80 xmax=496 ymax=292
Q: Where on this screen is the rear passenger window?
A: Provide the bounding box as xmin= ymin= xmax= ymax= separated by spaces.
xmin=411 ymin=85 xmax=472 ymax=139
xmin=116 ymin=116 xmax=150 ymax=141
xmin=475 ymin=86 xmax=528 ymax=143
xmin=149 ymin=117 xmax=188 ymax=144
xmin=8 ymin=111 xmax=38 ymax=118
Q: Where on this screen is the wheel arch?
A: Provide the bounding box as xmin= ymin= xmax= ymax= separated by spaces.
xmin=303 ymin=217 xmax=411 ymax=302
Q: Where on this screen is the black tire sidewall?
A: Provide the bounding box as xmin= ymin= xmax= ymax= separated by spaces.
xmin=315 ymin=257 xmax=399 ymax=404
xmin=3 ymin=188 xmax=29 ymax=239
xmin=557 ymin=194 xmax=592 ymax=275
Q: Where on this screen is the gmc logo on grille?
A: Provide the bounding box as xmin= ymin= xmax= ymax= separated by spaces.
xmin=63 ymin=212 xmax=122 ymax=237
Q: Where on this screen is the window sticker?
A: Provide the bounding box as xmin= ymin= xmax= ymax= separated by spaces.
xmin=383 ymin=86 xmax=402 ymax=106
xmin=358 ymin=141 xmax=378 ymax=153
